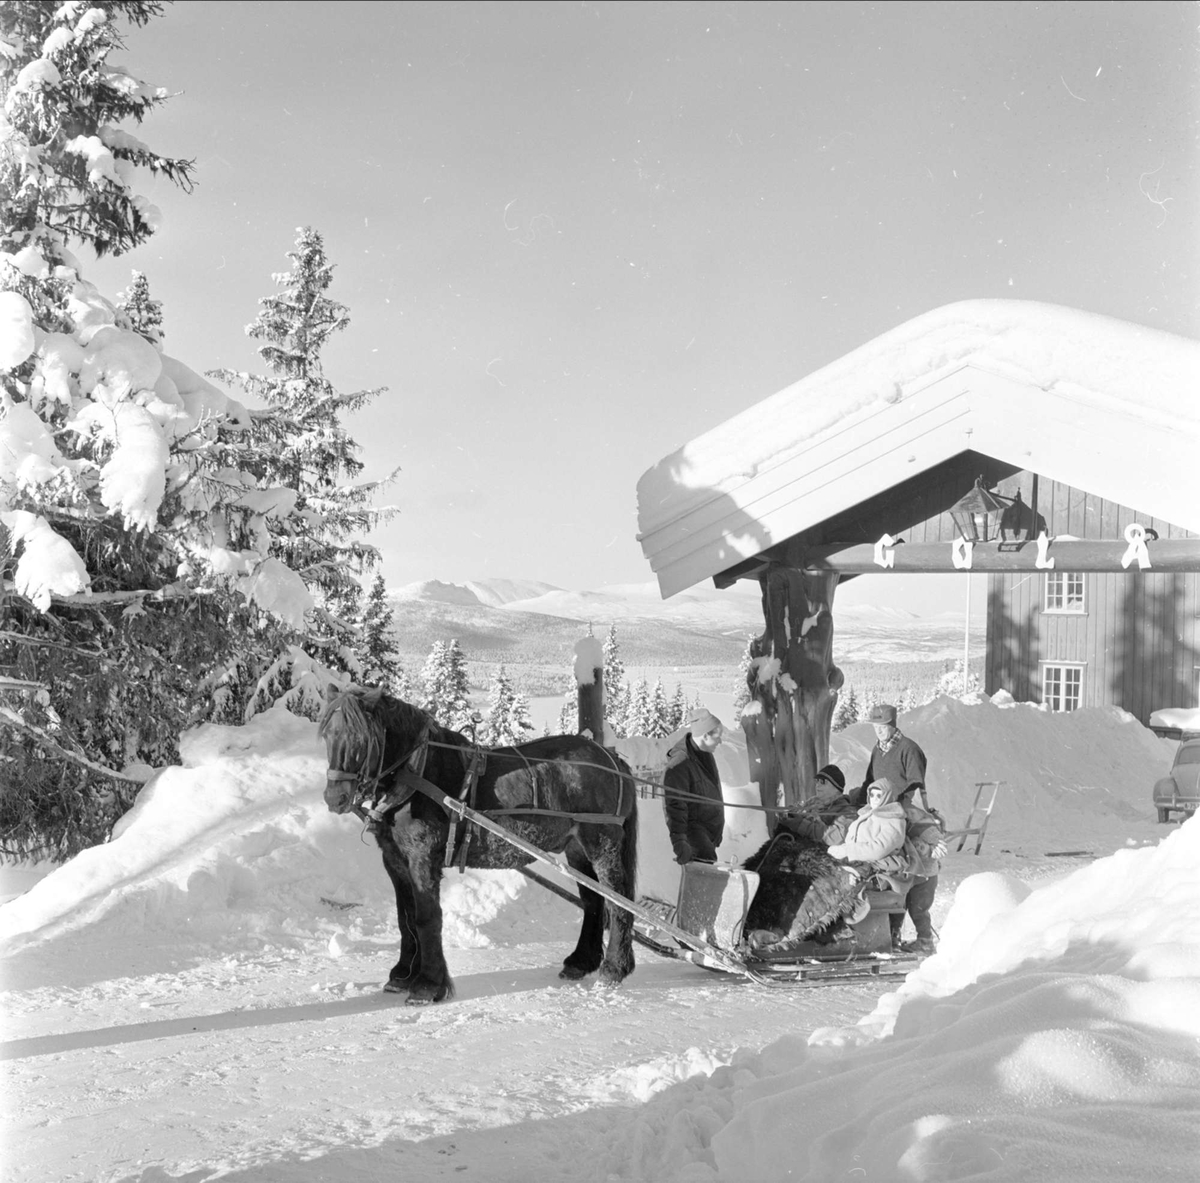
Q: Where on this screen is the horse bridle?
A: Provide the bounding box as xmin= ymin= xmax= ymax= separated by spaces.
xmin=326 ymin=719 xmax=432 ymax=820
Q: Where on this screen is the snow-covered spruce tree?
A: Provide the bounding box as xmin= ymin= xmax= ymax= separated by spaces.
xmin=858 ymin=687 xmax=881 ymax=723
xmin=667 ymin=683 xmax=687 ymax=732
xmin=0 ymin=3 xmax=313 ymax=859
xmin=357 ymin=572 xmax=404 ymax=691
xmin=831 ymin=684 xmax=858 ymax=732
xmin=479 ymin=666 xmax=533 ymax=746
xmin=206 ymin=227 xmax=393 ymax=712
xmin=601 ymin=624 xmax=627 ymax=738
xmin=556 ymin=688 xmax=577 ymax=735
xmin=646 ymin=678 xmax=671 ymax=739
xmin=623 ymin=678 xmax=648 ymax=737
xmin=936 ymin=658 xmax=979 ymax=699
xmin=0 ymin=2 xmax=194 ymax=273
xmin=115 ymin=269 xmax=162 ymax=343
xmin=420 ymin=639 xmax=477 ymax=734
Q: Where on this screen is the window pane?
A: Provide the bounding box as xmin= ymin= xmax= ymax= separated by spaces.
xmin=1064 ymin=666 xmax=1082 ymax=711
xmin=1046 ymin=574 xmax=1063 ymax=610
xmin=1042 ymin=665 xmax=1083 ymax=712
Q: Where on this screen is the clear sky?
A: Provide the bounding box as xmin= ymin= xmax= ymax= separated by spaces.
xmin=89 ymin=1 xmax=1199 ymax=611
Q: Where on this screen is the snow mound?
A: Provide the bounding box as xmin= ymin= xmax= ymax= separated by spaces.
xmin=833 ymin=695 xmax=1175 ymax=855
xmin=0 ymin=709 xmax=546 ymax=959
xmin=600 ymin=818 xmax=1200 ymax=1182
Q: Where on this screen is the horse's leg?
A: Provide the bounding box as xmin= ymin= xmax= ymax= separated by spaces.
xmin=591 ymin=820 xmax=637 ymax=987
xmin=401 ymin=845 xmax=456 ymax=1005
xmin=559 ymin=840 xmax=606 ymax=980
xmin=383 ymin=864 xmax=421 ymax=992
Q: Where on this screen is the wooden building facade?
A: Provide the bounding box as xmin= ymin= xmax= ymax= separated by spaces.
xmin=982 ymin=474 xmax=1199 ymax=724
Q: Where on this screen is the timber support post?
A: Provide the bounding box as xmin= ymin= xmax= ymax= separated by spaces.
xmin=741 ymin=563 xmax=843 ymax=831
xmin=574 ymin=634 xmax=605 ymax=741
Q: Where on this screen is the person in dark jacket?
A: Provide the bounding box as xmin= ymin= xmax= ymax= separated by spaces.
xmin=846 ymin=703 xmax=928 ymax=809
xmin=664 ymin=709 xmax=725 ymax=864
xmin=777 ymin=764 xmax=856 ymax=841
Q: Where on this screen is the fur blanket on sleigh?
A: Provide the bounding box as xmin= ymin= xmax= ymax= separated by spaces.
xmin=741 ymin=833 xmax=864 ymax=950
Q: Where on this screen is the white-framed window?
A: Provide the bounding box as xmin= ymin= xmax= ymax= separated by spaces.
xmin=1044 ymin=571 xmax=1085 ymax=613
xmin=1042 ymin=662 xmax=1085 ymax=712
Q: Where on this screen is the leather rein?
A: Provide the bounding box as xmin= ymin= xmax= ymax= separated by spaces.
xmin=326 ymin=723 xmax=633 ymax=831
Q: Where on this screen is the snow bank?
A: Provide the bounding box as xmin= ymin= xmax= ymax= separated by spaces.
xmin=832 ymin=694 xmax=1175 ymax=855
xmin=598 ymin=819 xmax=1200 ymax=1182
xmin=0 ymin=708 xmax=551 ymax=960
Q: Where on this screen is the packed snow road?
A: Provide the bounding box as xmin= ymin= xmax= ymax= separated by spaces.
xmin=1 ymin=919 xmax=888 ymax=1183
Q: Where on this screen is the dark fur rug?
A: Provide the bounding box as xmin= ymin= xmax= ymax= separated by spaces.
xmin=742 ymin=834 xmax=862 ymax=947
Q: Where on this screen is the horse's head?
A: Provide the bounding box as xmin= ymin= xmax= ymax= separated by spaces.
xmin=318 ymin=683 xmax=387 ymax=814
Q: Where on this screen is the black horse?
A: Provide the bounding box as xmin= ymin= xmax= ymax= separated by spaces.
xmin=320 ymin=685 xmax=638 ymax=1003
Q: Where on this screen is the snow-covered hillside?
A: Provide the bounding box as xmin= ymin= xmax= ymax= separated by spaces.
xmin=2 ymin=693 xmax=1196 ymax=1182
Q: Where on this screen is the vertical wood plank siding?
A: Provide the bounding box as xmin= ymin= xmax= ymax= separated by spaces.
xmin=982 ymin=474 xmax=1198 ymax=722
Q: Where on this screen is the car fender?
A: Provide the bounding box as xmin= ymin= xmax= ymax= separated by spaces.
xmin=1152 ymin=776 xmax=1179 ymax=801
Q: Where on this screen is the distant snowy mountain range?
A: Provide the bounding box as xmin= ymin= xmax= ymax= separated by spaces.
xmin=389 ymin=578 xmax=981 ymax=666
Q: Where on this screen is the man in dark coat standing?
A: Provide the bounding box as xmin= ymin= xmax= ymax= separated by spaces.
xmin=664 ymin=709 xmax=725 ymax=864
xmin=846 ymin=703 xmax=928 ymax=809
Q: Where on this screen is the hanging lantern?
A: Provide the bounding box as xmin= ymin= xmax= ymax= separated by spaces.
xmin=949 ymin=477 xmax=1007 ymax=543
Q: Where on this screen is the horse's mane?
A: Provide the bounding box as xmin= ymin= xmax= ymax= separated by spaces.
xmin=318 ymin=686 xmax=427 ymax=756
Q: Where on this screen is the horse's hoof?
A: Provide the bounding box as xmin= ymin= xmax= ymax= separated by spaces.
xmin=558 ymin=964 xmax=592 ymax=981
xmin=383 ymin=979 xmax=410 ymax=994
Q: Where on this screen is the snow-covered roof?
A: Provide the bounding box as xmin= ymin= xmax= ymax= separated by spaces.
xmin=637 ymin=300 xmax=1200 ymax=597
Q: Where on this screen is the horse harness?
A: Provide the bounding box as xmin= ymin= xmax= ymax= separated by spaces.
xmin=341 ymin=729 xmax=634 ymax=869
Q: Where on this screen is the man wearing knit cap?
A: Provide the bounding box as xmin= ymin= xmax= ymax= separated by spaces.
xmin=663 ymin=709 xmax=726 ymax=864
xmin=778 ymin=763 xmax=855 ymax=840
xmin=846 ymin=703 xmax=928 ymax=810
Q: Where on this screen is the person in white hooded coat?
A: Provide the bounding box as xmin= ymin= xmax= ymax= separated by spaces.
xmin=824 ymin=777 xmax=907 ymax=865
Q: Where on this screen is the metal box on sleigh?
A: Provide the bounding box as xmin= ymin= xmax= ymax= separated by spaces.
xmin=675 ymin=862 xmax=759 ymax=951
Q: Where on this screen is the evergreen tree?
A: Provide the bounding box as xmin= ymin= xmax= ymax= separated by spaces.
xmin=207 ymin=227 xmax=396 ymax=704
xmin=859 ymin=687 xmax=881 ymax=723
xmin=0 ymin=3 xmax=261 ymax=859
xmin=647 ymin=679 xmax=671 ymax=738
xmin=831 ymin=685 xmax=858 ymax=732
xmin=212 ymin=234 xmax=391 ymax=598
xmin=115 ymin=270 xmax=164 ymax=343
xmin=936 ymin=658 xmax=980 ymax=699
xmin=421 ymin=640 xmax=477 ymax=734
xmin=0 ymin=2 xmax=195 ymax=269
xmin=601 ymin=624 xmax=627 ymax=736
xmin=624 ymin=679 xmax=649 ymax=737
xmin=733 ymin=635 xmax=755 ymax=716
xmin=667 ymin=683 xmax=687 ymax=732
xmin=359 ymin=573 xmax=403 ymax=690
xmin=480 ymin=666 xmax=533 ymax=746
xmin=557 ymin=689 xmax=577 ymax=735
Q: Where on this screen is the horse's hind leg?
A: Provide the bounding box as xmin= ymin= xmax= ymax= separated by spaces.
xmin=559 ymin=842 xmax=605 ymax=980
xmin=592 ymin=828 xmax=636 ymax=987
